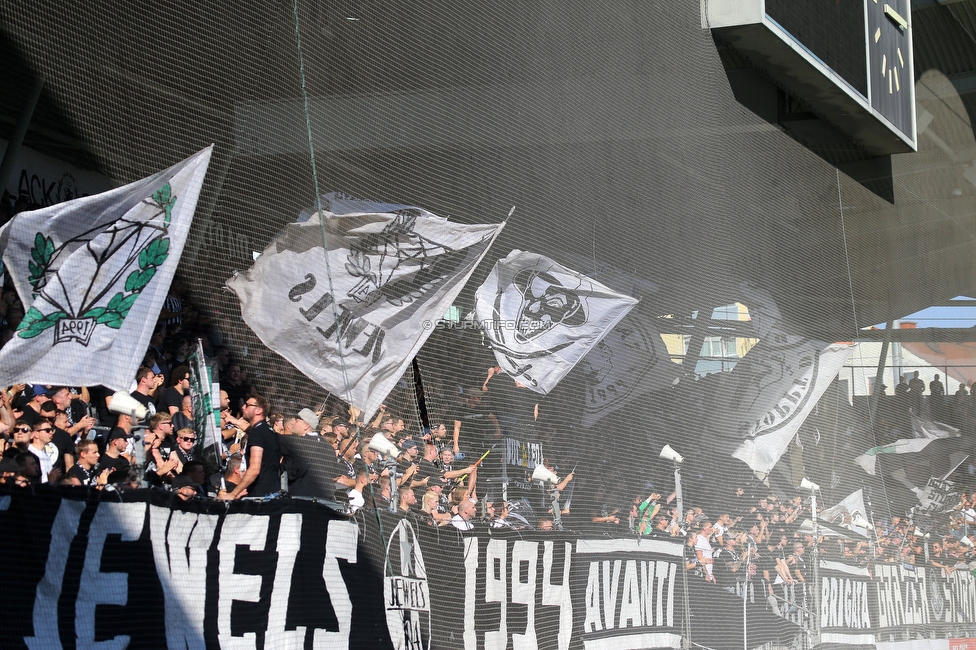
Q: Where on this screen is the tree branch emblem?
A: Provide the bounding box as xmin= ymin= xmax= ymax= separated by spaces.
xmin=16 ymin=183 xmax=176 ymax=346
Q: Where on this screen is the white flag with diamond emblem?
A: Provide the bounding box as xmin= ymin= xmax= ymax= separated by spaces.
xmin=0 ymin=146 xmax=212 ymax=390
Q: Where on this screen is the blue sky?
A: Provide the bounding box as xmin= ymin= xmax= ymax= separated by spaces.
xmin=871 ymin=296 xmax=976 ymax=329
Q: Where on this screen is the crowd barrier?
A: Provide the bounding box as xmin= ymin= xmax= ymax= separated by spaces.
xmin=735 ymin=558 xmax=976 ymax=647
xmin=0 ymin=487 xmax=796 ymax=650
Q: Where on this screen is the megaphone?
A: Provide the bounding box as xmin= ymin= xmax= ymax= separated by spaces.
xmin=799 ymin=477 xmax=820 ymax=491
xmin=961 ymin=535 xmax=975 ymax=549
xmin=368 ymin=432 xmax=400 ymax=457
xmin=531 ymin=465 xmax=559 ymax=484
xmin=659 ymin=445 xmax=683 ymax=464
xmin=108 ymin=391 xmax=148 ymax=420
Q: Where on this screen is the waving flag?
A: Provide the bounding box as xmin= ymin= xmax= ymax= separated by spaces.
xmin=709 ymin=333 xmax=853 ymax=475
xmin=474 ymin=250 xmax=638 ymax=395
xmin=855 ymin=414 xmax=961 ymax=476
xmin=227 ymin=192 xmax=503 ymax=419
xmin=0 ymin=146 xmax=212 ymax=390
xmin=579 ymin=311 xmax=678 ymax=427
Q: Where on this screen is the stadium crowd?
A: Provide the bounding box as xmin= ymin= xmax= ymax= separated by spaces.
xmin=0 ymin=266 xmax=974 ymax=617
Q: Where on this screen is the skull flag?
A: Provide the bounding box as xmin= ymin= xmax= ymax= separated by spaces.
xmin=474 ymin=250 xmax=638 ymax=394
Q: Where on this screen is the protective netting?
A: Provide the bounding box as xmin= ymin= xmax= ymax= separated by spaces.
xmin=2 ymin=1 xmax=976 ymax=648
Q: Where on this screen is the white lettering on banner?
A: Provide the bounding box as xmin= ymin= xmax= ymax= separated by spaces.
xmin=820 ymin=577 xmax=871 ymax=629
xmin=944 ymin=572 xmax=976 ymax=623
xmin=464 ymin=538 xmax=479 ymax=650
xmin=485 ymin=539 xmax=508 ymax=650
xmin=876 ymin=565 xmax=930 ymax=627
xmin=384 ymin=519 xmax=431 ymax=650
xmin=76 ymin=502 xmax=147 ymax=650
xmin=25 ymin=499 xmax=85 ymax=650
xmin=218 ymin=514 xmax=269 ymax=650
xmin=149 ymin=506 xmax=218 ymax=650
xmin=584 ymin=560 xmax=675 ymax=634
xmin=313 ymin=520 xmax=358 ymax=649
xmin=267 ymin=514 xmax=307 ymax=649
xmin=542 ymin=542 xmax=573 ymax=650
xmin=463 ymin=538 xmax=575 ymax=650
xmin=512 ymin=541 xmax=539 ymax=650
xmin=505 ymin=438 xmax=543 ymax=469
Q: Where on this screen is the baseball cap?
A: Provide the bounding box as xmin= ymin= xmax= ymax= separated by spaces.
xmin=401 ymin=439 xmax=419 ymax=451
xmin=33 ymin=385 xmax=54 ymax=398
xmin=108 ymin=429 xmax=131 ymax=442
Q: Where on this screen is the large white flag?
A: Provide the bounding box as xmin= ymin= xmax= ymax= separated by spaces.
xmin=0 ymin=146 xmax=212 ymax=390
xmin=715 ymin=333 xmax=853 ymax=475
xmin=474 ymin=250 xmax=638 ymax=395
xmin=578 ymin=311 xmax=678 ymax=427
xmin=227 ymin=192 xmax=504 ymax=419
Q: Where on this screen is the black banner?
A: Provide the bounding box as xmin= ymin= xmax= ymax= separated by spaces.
xmin=0 ymin=488 xmax=798 ymax=650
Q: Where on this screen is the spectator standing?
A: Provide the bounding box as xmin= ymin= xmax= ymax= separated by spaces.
xmin=219 ymin=395 xmax=280 ymax=499
xmin=930 ymin=373 xmax=946 ymax=421
xmin=68 ymin=440 xmax=103 ymax=486
xmin=160 ymin=366 xmax=190 ymax=416
xmin=451 ymin=499 xmax=477 ymax=530
xmin=908 ymin=371 xmax=925 ymax=415
xmin=27 ymin=420 xmax=57 ymax=483
xmin=694 ymin=521 xmax=717 ymax=583
xmin=99 ymin=430 xmax=132 ymax=477
xmin=129 ymin=366 xmax=160 ymax=420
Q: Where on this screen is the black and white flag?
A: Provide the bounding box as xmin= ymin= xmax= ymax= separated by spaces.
xmin=474 ymin=250 xmax=638 ymax=395
xmin=711 ymin=333 xmax=853 ymax=475
xmin=0 ymin=146 xmax=212 ymax=390
xmin=578 ymin=311 xmax=678 ymax=427
xmin=227 ymin=192 xmax=503 ymax=419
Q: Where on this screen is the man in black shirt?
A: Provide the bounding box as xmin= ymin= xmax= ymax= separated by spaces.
xmin=99 ymin=430 xmax=132 ymax=477
xmin=129 ymin=366 xmax=161 ymax=422
xmin=218 ymin=394 xmax=280 ymax=499
xmin=68 ymin=440 xmax=104 ymax=486
xmin=160 ymin=365 xmax=190 ymax=416
xmin=19 ymin=386 xmax=52 ymax=426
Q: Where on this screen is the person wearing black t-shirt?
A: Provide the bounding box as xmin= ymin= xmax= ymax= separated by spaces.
xmin=99 ymin=430 xmax=132 ymax=478
xmin=68 ymin=440 xmax=104 ymax=487
xmin=218 ymin=394 xmax=280 ymax=499
xmin=160 ymin=365 xmax=190 ymax=416
xmin=19 ymin=386 xmax=51 ymax=426
xmin=129 ymin=366 xmax=160 ymax=422
xmin=171 ymin=394 xmax=193 ymax=431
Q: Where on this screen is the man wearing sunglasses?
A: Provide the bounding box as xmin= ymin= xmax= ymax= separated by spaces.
xmin=218 ymin=394 xmax=280 ymax=500
xmin=171 ymin=428 xmax=197 ymax=475
xmin=4 ymin=421 xmax=32 ymax=459
xmin=27 ymin=420 xmax=59 ymax=483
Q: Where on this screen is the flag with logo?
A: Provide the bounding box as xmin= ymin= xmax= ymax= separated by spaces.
xmin=579 ymin=310 xmax=678 ymax=427
xmin=855 ymin=414 xmax=963 ymax=476
xmin=0 ymin=146 xmax=212 ymax=391
xmin=227 ymin=192 xmax=504 ymax=420
xmin=818 ymin=489 xmax=872 ymax=538
xmin=474 ymin=250 xmax=638 ymax=395
xmin=709 ymin=333 xmax=853 ymax=475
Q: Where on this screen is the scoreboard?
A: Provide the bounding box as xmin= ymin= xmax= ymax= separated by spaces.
xmin=708 ymin=0 xmax=916 ymax=155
